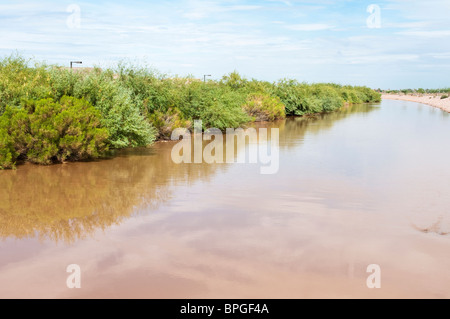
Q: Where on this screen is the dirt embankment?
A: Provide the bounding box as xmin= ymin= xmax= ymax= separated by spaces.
xmin=382 ymin=94 xmax=450 ymax=113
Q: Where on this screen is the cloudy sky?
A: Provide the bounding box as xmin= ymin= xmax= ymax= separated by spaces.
xmin=0 ymin=0 xmax=449 ymax=89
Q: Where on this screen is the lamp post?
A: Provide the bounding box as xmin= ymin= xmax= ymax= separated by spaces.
xmin=203 ymin=74 xmax=211 ymax=83
xmin=70 ymin=61 xmax=82 ymax=69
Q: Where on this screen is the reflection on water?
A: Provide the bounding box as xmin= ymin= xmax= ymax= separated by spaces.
xmin=0 ymin=144 xmax=227 ymax=242
xmin=0 ymin=101 xmax=449 ymax=298
xmin=0 ymin=103 xmax=377 ymax=243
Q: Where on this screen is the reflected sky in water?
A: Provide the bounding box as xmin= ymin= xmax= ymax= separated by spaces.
xmin=0 ymin=100 xmax=449 ymax=298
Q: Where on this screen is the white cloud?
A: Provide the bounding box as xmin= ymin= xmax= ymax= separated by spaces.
xmin=266 ymin=0 xmax=292 ymax=6
xmin=286 ymin=24 xmax=333 ymax=31
xmin=182 ymin=1 xmax=261 ymax=20
xmin=345 ymin=54 xmax=420 ymax=65
xmin=385 ymin=21 xmax=430 ymax=29
xmin=1 ymin=0 xmax=450 ymax=88
xmin=427 ymin=53 xmax=450 ymax=60
xmin=397 ymin=30 xmax=450 ymax=38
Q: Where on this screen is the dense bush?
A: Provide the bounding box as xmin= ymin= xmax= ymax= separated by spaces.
xmin=220 ymin=71 xmax=248 ymax=90
xmin=71 ymin=70 xmax=157 ymax=148
xmin=243 ymin=94 xmax=286 ymax=121
xmin=0 ymin=96 xmax=108 ymax=168
xmin=194 ymin=88 xmax=251 ymax=130
xmin=114 ymin=63 xmax=177 ymax=114
xmin=341 ymin=88 xmax=361 ymax=104
xmin=352 ymin=86 xmax=381 ymax=103
xmin=149 ymin=107 xmax=191 ymax=140
xmin=0 ymin=127 xmax=16 ymax=169
xmin=0 ymin=55 xmax=51 ymax=114
xmin=0 ymin=54 xmax=382 ymax=168
xmin=274 ymin=81 xmax=342 ymax=116
xmin=0 ymin=57 xmax=156 ymax=149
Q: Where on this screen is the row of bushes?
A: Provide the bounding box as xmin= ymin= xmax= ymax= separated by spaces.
xmin=384 ymin=88 xmax=450 ymax=94
xmin=0 ymin=54 xmax=381 ymax=169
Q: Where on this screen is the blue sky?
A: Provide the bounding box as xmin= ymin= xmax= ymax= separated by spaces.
xmin=0 ymin=0 xmax=449 ymax=89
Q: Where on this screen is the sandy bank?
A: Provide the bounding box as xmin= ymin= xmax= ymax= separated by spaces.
xmin=382 ymin=94 xmax=450 ymax=113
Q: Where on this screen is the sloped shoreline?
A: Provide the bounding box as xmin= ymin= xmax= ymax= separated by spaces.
xmin=382 ymin=94 xmax=450 ymax=113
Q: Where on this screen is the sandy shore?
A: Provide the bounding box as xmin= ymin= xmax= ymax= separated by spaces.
xmin=382 ymin=94 xmax=450 ymax=113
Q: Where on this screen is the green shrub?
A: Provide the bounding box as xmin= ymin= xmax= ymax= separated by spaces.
xmin=243 ymin=94 xmax=286 ymax=121
xmin=197 ymin=90 xmax=251 ymax=130
xmin=0 ymin=127 xmax=16 ymax=169
xmin=0 ymin=96 xmax=109 ymax=168
xmin=48 ymin=67 xmax=82 ymax=100
xmin=310 ymin=85 xmax=344 ymax=111
xmin=169 ymin=81 xmax=250 ymax=130
xmin=72 ymin=71 xmax=156 ymax=148
xmin=114 ymin=62 xmax=175 ymax=114
xmin=220 ymin=71 xmax=248 ymax=90
xmin=274 ymin=79 xmax=304 ymax=115
xmin=274 ymin=81 xmax=347 ymax=116
xmin=149 ymin=107 xmax=191 ymax=140
xmin=441 ymin=95 xmax=448 ymax=99
xmin=242 ymin=79 xmax=275 ymax=95
xmin=341 ymin=89 xmax=358 ymax=104
xmin=0 ymin=54 xmax=53 ymax=114
xmin=355 ymin=86 xmax=381 ymax=102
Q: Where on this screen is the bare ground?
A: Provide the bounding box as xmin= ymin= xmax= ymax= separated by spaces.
xmin=382 ymin=94 xmax=450 ymax=113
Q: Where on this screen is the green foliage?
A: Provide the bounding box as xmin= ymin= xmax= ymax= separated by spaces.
xmin=243 ymin=93 xmax=286 ymax=121
xmin=151 ymin=80 xmax=252 ymax=130
xmin=71 ymin=70 xmax=156 ymax=148
xmin=441 ymin=95 xmax=448 ymax=99
xmin=0 ymin=56 xmax=156 ymax=149
xmin=0 ymin=54 xmax=52 ymax=114
xmin=384 ymin=88 xmax=450 ymax=95
xmin=220 ymin=71 xmax=248 ymax=90
xmin=341 ymin=88 xmax=359 ymax=103
xmin=0 ymin=106 xmax=30 ymax=169
xmin=114 ymin=62 xmax=173 ymax=113
xmin=0 ymin=54 xmax=382 ymax=168
xmin=274 ymin=81 xmax=341 ymax=116
xmin=149 ymin=107 xmax=191 ymax=140
xmin=354 ymin=86 xmax=382 ymax=103
xmin=48 ymin=67 xmax=82 ymax=99
xmin=195 ymin=88 xmax=251 ymax=130
xmin=417 ymin=88 xmax=425 ymax=94
xmin=0 ymin=127 xmax=16 ymax=169
xmin=0 ymin=96 xmax=108 ymax=168
xmin=401 ymin=89 xmax=410 ymax=95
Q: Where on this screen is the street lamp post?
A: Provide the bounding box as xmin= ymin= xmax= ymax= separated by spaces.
xmin=70 ymin=61 xmax=82 ymax=69
xmin=203 ymin=74 xmax=211 ymax=83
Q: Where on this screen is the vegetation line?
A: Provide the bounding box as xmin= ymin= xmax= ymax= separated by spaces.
xmin=0 ymin=54 xmax=381 ymax=169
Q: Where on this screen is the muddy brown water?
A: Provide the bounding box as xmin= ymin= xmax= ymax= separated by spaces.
xmin=0 ymin=100 xmax=449 ymax=298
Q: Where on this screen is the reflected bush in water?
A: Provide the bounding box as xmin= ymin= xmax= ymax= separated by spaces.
xmin=275 ymin=103 xmax=379 ymax=147
xmin=0 ymin=104 xmax=377 ymax=243
xmin=0 ymin=145 xmax=226 ymax=243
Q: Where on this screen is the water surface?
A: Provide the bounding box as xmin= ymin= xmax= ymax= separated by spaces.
xmin=0 ymin=100 xmax=449 ymax=298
